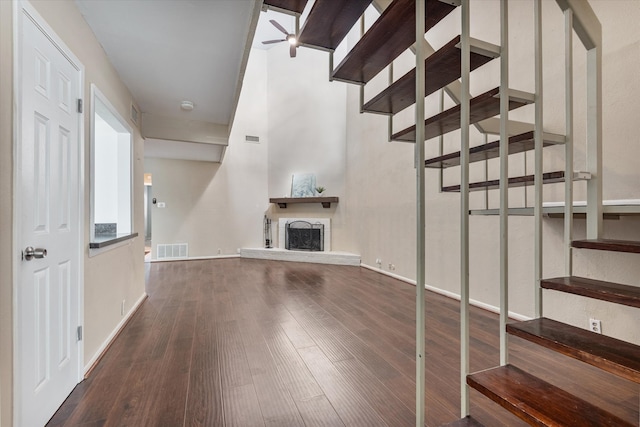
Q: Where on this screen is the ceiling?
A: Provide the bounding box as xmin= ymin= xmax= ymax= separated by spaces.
xmin=75 ymin=0 xmax=261 ymax=127
xmin=74 ymin=0 xmax=381 ymax=162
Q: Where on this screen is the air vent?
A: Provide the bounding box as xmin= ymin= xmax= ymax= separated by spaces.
xmin=156 ymin=243 xmax=188 ymax=260
xmin=245 ymin=135 xmax=260 ymax=144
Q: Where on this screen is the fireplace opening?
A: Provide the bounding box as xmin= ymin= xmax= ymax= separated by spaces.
xmin=285 ymin=221 xmax=324 ymax=252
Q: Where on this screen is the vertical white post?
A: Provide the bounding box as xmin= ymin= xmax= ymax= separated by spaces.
xmin=586 ymin=45 xmax=603 ymax=239
xmin=484 ymin=134 xmax=489 ymax=209
xmin=534 ymin=0 xmax=543 ymax=318
xmin=360 ymin=15 xmax=365 ymax=113
xmin=499 ymin=0 xmax=509 ymax=366
xmin=329 ymin=50 xmax=334 ymax=82
xmin=564 ymin=9 xmax=574 ymax=276
xmin=415 ymin=1 xmax=426 ymax=425
xmin=388 ymin=63 xmax=394 ymax=142
xmin=439 ymin=89 xmax=444 ymax=191
xmin=460 ymin=0 xmax=471 ymax=416
xmin=554 ymin=0 xmax=602 ymax=239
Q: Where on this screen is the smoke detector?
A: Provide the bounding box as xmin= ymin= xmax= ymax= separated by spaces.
xmin=180 ymin=100 xmax=194 ymax=111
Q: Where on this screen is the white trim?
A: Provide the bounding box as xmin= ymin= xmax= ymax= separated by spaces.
xmin=83 ymin=292 xmax=147 ymax=375
xmin=90 ymin=84 xmax=134 ymax=242
xmin=150 ymin=254 xmax=241 ymax=262
xmin=13 ymin=1 xmax=86 ymax=425
xmin=543 ymin=199 xmax=640 ymax=207
xmin=360 ymin=264 xmax=531 ymax=322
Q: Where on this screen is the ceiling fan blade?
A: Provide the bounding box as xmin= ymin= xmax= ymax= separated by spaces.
xmin=269 ymin=19 xmax=289 ymax=36
xmin=289 ymin=43 xmax=297 ymax=58
xmin=262 ymin=39 xmax=286 ymax=44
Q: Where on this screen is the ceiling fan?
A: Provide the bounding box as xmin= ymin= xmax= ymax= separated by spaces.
xmin=262 ymin=19 xmax=298 ymax=58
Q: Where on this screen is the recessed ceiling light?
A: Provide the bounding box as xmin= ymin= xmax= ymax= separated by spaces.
xmin=180 ymin=100 xmax=194 ymax=111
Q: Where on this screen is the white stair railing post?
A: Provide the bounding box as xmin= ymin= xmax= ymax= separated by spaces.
xmin=415 ymin=0 xmax=426 ymax=425
xmin=359 ymin=15 xmax=365 ymax=113
xmin=534 ymin=0 xmax=543 ymax=318
xmin=554 ymin=0 xmax=602 ymax=239
xmin=585 ymin=42 xmax=603 ymax=239
xmin=460 ymin=0 xmax=471 ymax=416
xmin=499 ymin=0 xmax=510 ymax=366
xmin=564 ymin=8 xmax=574 ymax=276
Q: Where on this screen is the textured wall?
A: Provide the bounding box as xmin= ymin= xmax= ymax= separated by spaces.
xmin=344 ymin=0 xmax=640 ymax=344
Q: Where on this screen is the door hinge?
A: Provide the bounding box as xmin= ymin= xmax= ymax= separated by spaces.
xmin=77 ymin=325 xmax=83 ymax=341
xmin=77 ymin=99 xmax=83 ymax=113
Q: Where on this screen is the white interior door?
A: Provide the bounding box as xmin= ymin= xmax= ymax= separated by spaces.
xmin=17 ymin=6 xmax=83 ymax=426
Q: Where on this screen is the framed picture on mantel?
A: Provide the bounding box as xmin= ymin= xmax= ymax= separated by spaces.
xmin=291 ymin=173 xmax=316 ymax=197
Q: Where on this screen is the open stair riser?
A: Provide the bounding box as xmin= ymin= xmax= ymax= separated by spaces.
xmin=571 ymin=239 xmax=640 ymax=254
xmin=391 ymin=87 xmax=534 ymax=142
xmin=331 ymin=0 xmax=457 ymax=84
xmin=467 ymin=365 xmax=635 ymax=427
xmin=541 ymin=276 xmax=640 ymax=309
xmin=297 ymin=0 xmax=372 ymax=51
xmin=507 ymin=318 xmax=640 ymax=384
xmin=425 ymin=131 xmax=560 ymax=169
xmin=363 ymin=35 xmax=499 ymax=116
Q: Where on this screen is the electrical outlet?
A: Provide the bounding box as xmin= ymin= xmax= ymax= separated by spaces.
xmin=121 ymin=300 xmax=126 ymax=316
xmin=388 ymin=263 xmax=396 ymax=271
xmin=217 ymin=248 xmax=221 ymax=254
xmin=589 ymin=318 xmax=602 ymax=334
xmin=375 ymin=258 xmax=382 ymax=265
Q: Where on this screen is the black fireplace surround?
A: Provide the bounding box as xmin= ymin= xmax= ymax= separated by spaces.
xmin=285 ymin=220 xmax=324 ymax=251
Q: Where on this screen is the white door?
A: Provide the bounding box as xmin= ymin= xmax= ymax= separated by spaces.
xmin=17 ymin=6 xmax=83 ymax=427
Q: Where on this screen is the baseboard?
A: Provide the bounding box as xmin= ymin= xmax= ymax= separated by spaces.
xmin=150 ymin=254 xmax=240 ymax=263
xmin=83 ymin=292 xmax=148 ymax=376
xmin=361 ymin=263 xmax=531 ymax=321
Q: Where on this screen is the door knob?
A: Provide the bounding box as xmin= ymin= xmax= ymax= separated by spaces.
xmin=23 ymin=246 xmax=47 ymax=261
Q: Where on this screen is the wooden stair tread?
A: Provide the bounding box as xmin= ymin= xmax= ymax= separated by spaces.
xmin=425 ymin=131 xmax=556 ymax=168
xmin=541 ymin=276 xmax=640 ymax=308
xmin=298 ymin=0 xmax=372 ymax=51
xmin=363 ymin=36 xmax=498 ymax=115
xmin=467 ymin=364 xmax=634 ymax=427
xmin=442 ymin=171 xmax=565 ymax=193
xmin=263 ymin=0 xmax=308 ymax=14
xmin=331 ymin=0 xmax=456 ymax=84
xmin=571 ymin=239 xmax=640 ymax=254
xmin=507 ymin=317 xmax=640 ymax=383
xmin=440 ymin=416 xmax=484 ymax=426
xmin=391 ymin=87 xmax=533 ymax=142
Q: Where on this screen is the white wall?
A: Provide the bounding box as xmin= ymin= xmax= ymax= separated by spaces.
xmin=344 ymin=0 xmax=640 ymax=344
xmin=145 ymin=48 xmax=270 ymax=257
xmin=266 ymin=42 xmax=350 ymax=250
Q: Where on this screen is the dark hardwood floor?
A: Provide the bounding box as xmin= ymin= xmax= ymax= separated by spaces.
xmin=48 ymin=259 xmax=638 ymax=426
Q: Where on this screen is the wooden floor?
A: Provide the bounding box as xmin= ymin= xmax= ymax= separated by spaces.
xmin=48 ymin=259 xmax=638 ymax=426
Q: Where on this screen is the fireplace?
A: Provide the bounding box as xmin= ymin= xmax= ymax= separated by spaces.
xmin=285 ymin=221 xmax=324 ymax=251
xmin=278 ymin=218 xmax=331 ymax=251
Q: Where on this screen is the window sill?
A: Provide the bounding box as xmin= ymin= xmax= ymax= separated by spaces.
xmin=89 ymin=232 xmax=138 ymax=249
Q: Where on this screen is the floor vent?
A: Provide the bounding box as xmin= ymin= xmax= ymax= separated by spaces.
xmin=156 ymin=243 xmax=188 ymax=260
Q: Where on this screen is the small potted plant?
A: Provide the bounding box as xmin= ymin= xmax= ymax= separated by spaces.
xmin=315 ymin=186 xmax=326 ymax=196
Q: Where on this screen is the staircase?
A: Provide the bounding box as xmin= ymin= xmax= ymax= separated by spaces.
xmin=263 ymin=0 xmax=639 ymax=425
